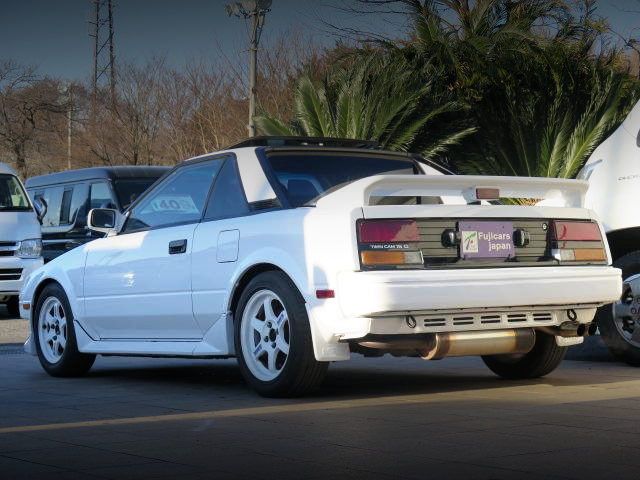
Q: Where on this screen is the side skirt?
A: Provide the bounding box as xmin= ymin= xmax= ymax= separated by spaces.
xmin=74 ymin=320 xmax=234 ymax=358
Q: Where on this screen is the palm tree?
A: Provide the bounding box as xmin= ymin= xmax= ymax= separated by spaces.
xmin=458 ymin=64 xmax=635 ymax=178
xmin=397 ymin=0 xmax=639 ymax=177
xmin=255 ymin=53 xmax=476 ymax=159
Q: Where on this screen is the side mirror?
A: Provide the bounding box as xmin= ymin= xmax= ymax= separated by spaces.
xmin=87 ymin=208 xmax=120 ymax=234
xmin=33 ymin=197 xmax=47 ymax=224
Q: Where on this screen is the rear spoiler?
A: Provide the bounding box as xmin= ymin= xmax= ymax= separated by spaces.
xmin=314 ymin=175 xmax=589 ymax=209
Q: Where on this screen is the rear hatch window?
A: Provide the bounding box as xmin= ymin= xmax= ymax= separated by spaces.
xmin=266 ymin=153 xmax=419 ymax=207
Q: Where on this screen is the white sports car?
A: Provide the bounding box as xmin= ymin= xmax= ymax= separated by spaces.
xmin=20 ymin=137 xmax=622 ymax=396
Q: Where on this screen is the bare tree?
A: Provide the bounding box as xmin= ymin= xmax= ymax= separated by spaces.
xmin=0 ymin=32 xmax=327 ymax=175
xmin=0 ymin=61 xmax=66 ymax=176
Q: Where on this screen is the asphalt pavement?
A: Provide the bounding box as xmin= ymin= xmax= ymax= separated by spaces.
xmin=2 ymin=308 xmax=640 ymax=480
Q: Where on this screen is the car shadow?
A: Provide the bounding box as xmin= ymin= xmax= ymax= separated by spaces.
xmin=80 ymin=353 xmax=633 ymax=401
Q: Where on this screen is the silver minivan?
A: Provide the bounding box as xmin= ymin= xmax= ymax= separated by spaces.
xmin=0 ymin=163 xmax=44 ymax=317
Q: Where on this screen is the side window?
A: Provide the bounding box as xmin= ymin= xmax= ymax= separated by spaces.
xmin=90 ymin=182 xmax=116 ymax=210
xmin=204 ymin=158 xmax=249 ymax=220
xmin=124 ymin=160 xmax=222 ymax=232
xmin=59 ymin=188 xmax=74 ymax=225
xmin=42 ymin=187 xmax=63 ymax=227
xmin=69 ymin=183 xmax=89 ymax=227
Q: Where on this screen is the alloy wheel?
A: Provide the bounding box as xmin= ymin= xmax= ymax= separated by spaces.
xmin=240 ymin=290 xmax=290 ymax=382
xmin=38 ymin=297 xmax=68 ymax=364
xmin=612 ymin=273 xmax=640 ymax=348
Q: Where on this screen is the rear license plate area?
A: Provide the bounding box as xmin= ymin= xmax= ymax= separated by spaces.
xmin=458 ymin=221 xmax=514 ymax=259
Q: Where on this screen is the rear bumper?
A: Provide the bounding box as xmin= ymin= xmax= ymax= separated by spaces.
xmin=337 ymin=266 xmax=622 ymax=317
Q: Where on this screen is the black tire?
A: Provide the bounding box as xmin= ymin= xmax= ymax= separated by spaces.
xmin=596 ymin=251 xmax=640 ymax=366
xmin=234 ymin=271 xmax=328 ymax=397
xmin=482 ymin=331 xmax=567 ymax=379
xmin=33 ymin=283 xmax=96 ymax=377
xmin=6 ymin=296 xmax=19 ymax=318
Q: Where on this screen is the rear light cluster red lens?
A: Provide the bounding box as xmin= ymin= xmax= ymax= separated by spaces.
xmin=358 ymin=220 xmax=420 ymax=243
xmin=553 ymin=221 xmax=601 ymax=241
xmin=358 ymin=220 xmax=423 ymax=268
xmin=550 ymin=220 xmax=606 ymax=263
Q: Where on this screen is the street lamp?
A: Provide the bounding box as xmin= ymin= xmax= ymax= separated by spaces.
xmin=225 ymin=0 xmax=272 ymax=137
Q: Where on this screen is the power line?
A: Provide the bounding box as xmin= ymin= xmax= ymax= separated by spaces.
xmin=89 ymin=0 xmax=116 ymax=100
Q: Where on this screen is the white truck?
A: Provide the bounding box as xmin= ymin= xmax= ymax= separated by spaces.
xmin=579 ymin=101 xmax=640 ymax=365
xmin=0 ymin=163 xmax=45 ymax=317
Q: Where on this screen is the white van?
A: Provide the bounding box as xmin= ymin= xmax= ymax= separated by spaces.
xmin=579 ymin=100 xmax=640 ymax=365
xmin=0 ymin=163 xmax=44 ymax=317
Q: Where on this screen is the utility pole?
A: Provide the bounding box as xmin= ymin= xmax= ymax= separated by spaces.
xmin=225 ymin=1 xmax=272 ymax=137
xmin=60 ymin=82 xmax=73 ymax=170
xmin=89 ymin=0 xmax=116 ymax=102
xmin=629 ymin=39 xmax=640 ymax=80
xmin=67 ymin=86 xmax=72 ymax=170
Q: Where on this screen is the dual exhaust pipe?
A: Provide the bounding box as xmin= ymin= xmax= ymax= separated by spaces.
xmin=539 ymin=321 xmax=597 ymax=338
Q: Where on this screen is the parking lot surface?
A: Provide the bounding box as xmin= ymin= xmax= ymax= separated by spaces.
xmin=2 ymin=314 xmax=640 ymax=480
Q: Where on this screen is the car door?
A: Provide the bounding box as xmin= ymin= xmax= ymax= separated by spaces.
xmin=83 ymin=159 xmax=223 ymax=340
xmin=192 ymin=157 xmax=250 ymax=334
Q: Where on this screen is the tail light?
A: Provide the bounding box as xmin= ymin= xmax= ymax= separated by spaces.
xmin=358 ymin=220 xmax=420 ymax=243
xmin=551 ymin=220 xmax=607 ymax=263
xmin=358 ymin=219 xmax=423 ymax=268
xmin=553 ymin=221 xmax=601 ymax=241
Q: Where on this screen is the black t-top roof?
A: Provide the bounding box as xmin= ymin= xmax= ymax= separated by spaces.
xmin=228 ymin=136 xmax=380 ymax=150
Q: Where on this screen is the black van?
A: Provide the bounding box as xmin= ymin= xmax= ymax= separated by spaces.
xmin=25 ymin=166 xmax=170 ymax=262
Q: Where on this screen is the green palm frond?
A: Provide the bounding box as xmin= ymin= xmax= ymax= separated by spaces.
xmin=253 ymin=115 xmax=297 ymax=136
xmin=256 ymin=52 xmax=474 ymax=157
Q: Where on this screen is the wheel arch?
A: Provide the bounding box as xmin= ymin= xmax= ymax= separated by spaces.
xmin=228 ymin=263 xmax=298 ymax=316
xmin=607 ymin=227 xmax=640 ymax=261
xmin=29 ymin=274 xmax=84 ymax=336
xmin=225 ymin=261 xmax=350 ymax=362
xmin=31 ymin=278 xmax=63 ymax=321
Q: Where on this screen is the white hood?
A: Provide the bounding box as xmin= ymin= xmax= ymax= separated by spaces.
xmin=0 ymin=210 xmax=40 ymax=242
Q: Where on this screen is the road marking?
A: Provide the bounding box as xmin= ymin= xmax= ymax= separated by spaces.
xmin=2 ymin=378 xmax=640 ymax=434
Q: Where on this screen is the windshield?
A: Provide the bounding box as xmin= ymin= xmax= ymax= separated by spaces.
xmin=114 ymin=178 xmax=160 ymax=210
xmin=0 ymin=174 xmax=31 ymax=211
xmin=267 ymin=153 xmax=418 ymax=207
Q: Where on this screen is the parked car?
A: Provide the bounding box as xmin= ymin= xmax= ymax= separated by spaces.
xmin=0 ymin=163 xmax=44 ymax=317
xmin=579 ymin=100 xmax=640 ymax=365
xmin=20 ymin=137 xmax=621 ymax=396
xmin=25 ymin=166 xmax=169 ymax=262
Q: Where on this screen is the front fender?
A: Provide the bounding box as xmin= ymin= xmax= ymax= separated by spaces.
xmin=19 ymin=247 xmax=88 ymax=331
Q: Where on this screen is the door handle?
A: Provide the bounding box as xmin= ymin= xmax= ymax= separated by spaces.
xmin=168 ymin=239 xmax=187 ymax=255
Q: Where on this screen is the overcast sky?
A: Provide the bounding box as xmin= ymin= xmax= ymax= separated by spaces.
xmin=1 ymin=0 xmax=639 ymax=82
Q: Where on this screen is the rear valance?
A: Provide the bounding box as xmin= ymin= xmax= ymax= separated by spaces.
xmin=314 ymin=175 xmax=588 ymax=209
